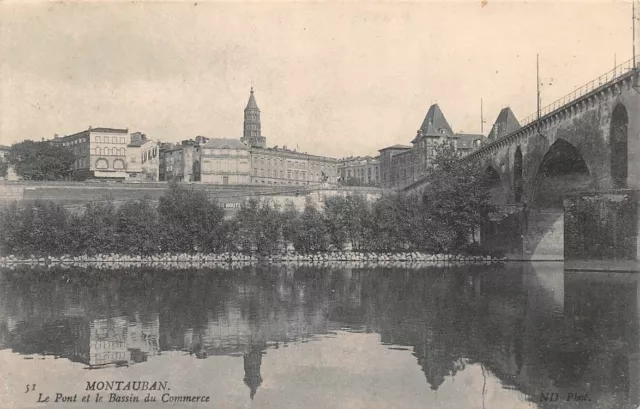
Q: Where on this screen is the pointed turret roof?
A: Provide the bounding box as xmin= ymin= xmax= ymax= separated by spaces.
xmin=419 ymin=104 xmax=453 ymax=136
xmin=412 ymin=104 xmax=454 ymax=143
xmin=245 ymin=87 xmax=259 ymax=111
xmin=488 ymin=107 xmax=520 ymax=141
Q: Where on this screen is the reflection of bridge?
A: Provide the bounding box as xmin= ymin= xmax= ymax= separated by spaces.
xmin=407 ymin=58 xmax=640 ymax=263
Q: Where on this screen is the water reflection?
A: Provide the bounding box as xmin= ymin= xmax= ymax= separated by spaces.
xmin=0 ymin=264 xmax=638 ymax=408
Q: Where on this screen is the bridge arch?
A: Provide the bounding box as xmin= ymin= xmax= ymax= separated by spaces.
xmin=484 ymin=165 xmax=508 ymax=205
xmin=531 ymin=138 xmax=591 ymax=209
xmin=610 ymin=103 xmax=628 ymax=189
xmin=526 ymin=138 xmax=592 ymax=260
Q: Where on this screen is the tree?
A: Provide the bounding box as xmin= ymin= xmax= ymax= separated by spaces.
xmin=8 ymin=140 xmax=75 ymax=180
xmin=0 ymin=160 xmax=8 ymax=179
xmin=324 ymin=194 xmax=372 ymax=251
xmin=115 ymin=197 xmax=160 ymax=255
xmin=281 ymin=201 xmax=303 ymax=251
xmin=157 ymin=181 xmax=224 ymax=253
xmin=299 ymin=197 xmax=329 ymax=252
xmin=421 ymin=142 xmax=489 ymax=251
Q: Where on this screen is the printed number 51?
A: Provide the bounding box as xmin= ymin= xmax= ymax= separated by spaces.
xmin=25 ymin=384 xmax=36 ymax=393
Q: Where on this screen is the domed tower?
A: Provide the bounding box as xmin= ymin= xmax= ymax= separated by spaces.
xmin=242 ymin=87 xmax=266 ymax=148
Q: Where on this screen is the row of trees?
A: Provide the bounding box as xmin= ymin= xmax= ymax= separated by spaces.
xmin=3 ymin=140 xmax=76 ymax=180
xmin=0 ymin=144 xmax=495 ymax=257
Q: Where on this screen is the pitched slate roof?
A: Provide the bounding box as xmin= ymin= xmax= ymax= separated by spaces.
xmin=411 ymin=104 xmax=454 ymax=143
xmin=419 ymin=104 xmax=453 ymax=136
xmin=379 ymin=144 xmax=412 ymax=152
xmin=488 ymin=107 xmax=520 ymax=141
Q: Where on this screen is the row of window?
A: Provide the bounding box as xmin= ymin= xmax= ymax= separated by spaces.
xmin=95 ymin=147 xmax=126 ymax=156
xmin=254 ymin=156 xmax=337 ymax=170
xmin=61 ymin=137 xmax=87 ymax=147
xmin=95 ymin=158 xmax=125 ymax=170
xmin=95 ymin=136 xmax=127 ymax=144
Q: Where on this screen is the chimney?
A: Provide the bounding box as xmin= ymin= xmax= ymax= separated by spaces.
xmin=88 ymin=126 xmax=92 ymax=130
xmin=54 ymin=134 xmax=59 ymax=139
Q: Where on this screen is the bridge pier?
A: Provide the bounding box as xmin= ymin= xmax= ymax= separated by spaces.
xmin=563 ymin=190 xmax=640 ymax=270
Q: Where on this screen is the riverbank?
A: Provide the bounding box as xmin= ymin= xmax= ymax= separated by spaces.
xmin=0 ymin=251 xmax=504 ymax=268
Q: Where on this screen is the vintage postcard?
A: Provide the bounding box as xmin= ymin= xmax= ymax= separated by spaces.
xmin=0 ymin=0 xmax=639 ymax=408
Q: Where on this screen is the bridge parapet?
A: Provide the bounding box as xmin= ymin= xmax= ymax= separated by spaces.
xmin=462 ymin=55 xmax=639 ymax=164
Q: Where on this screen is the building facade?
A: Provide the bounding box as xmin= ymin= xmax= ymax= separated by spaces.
xmin=379 ymin=104 xmax=489 ymax=190
xmin=201 ymin=138 xmax=251 ymax=185
xmin=161 ymin=141 xmax=201 ymax=182
xmin=339 ymin=156 xmax=380 ymax=186
xmin=242 ymin=88 xmax=338 ymax=186
xmin=379 ymin=145 xmax=411 ymax=189
xmin=250 ymin=147 xmax=338 ymax=186
xmin=126 ymin=132 xmax=159 ymax=182
xmin=52 ymin=127 xmax=129 ymax=180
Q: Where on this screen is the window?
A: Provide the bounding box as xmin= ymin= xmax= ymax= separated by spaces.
xmin=96 ymin=158 xmax=108 ymax=169
xmin=96 ymin=147 xmax=101 ymax=155
xmin=120 ymin=137 xmax=125 ymax=144
xmin=223 ymin=176 xmax=229 ymax=185
xmin=112 ymin=137 xmax=117 ymax=144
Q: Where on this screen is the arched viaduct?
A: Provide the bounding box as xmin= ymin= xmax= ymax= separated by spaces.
xmin=407 ymin=63 xmax=640 ymax=262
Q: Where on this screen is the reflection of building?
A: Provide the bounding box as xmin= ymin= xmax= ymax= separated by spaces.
xmin=51 ymin=127 xmax=130 ymax=180
xmin=338 ymin=156 xmax=380 ymax=186
xmin=243 ymin=344 xmax=266 ymax=400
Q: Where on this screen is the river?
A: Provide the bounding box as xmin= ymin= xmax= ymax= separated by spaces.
xmin=0 ymin=263 xmax=638 ymax=409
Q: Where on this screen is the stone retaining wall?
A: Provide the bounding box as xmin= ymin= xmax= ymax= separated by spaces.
xmin=0 ymin=251 xmax=503 ymax=268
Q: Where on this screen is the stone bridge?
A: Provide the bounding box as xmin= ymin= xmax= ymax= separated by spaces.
xmin=407 ymin=58 xmax=640 ymax=262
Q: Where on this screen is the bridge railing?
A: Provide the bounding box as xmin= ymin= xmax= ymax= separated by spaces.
xmin=519 ymin=55 xmax=639 ymax=127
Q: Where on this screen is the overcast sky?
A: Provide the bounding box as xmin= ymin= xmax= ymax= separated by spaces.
xmin=0 ymin=0 xmax=636 ymax=157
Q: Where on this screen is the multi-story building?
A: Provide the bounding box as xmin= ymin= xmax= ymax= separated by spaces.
xmin=200 ymin=138 xmax=251 ymax=185
xmin=241 ymin=88 xmax=338 ymax=186
xmin=338 ymin=156 xmax=380 ymax=186
xmin=379 ymin=145 xmax=411 ymax=189
xmin=126 ymin=132 xmax=159 ymax=182
xmin=250 ymin=147 xmax=338 ymax=186
xmin=379 ymin=104 xmax=487 ymax=190
xmin=52 ymin=127 xmax=129 ymax=180
xmin=161 ymin=141 xmax=201 ymax=182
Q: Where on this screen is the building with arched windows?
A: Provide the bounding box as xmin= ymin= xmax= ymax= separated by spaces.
xmin=52 ymin=127 xmax=130 ymax=180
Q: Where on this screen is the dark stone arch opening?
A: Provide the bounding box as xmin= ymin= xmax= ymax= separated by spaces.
xmin=610 ymin=104 xmax=628 ymax=189
xmin=514 ymin=147 xmax=523 ymax=203
xmin=483 ymin=166 xmax=507 ymax=205
xmin=532 ymin=139 xmax=590 ymax=209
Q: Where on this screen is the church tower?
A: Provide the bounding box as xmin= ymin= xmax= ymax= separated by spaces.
xmin=243 ymin=87 xmax=266 ymax=148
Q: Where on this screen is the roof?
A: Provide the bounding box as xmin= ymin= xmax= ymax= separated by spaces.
xmin=89 ymin=127 xmax=129 ymax=134
xmin=417 ymin=104 xmax=453 ymax=138
xmin=201 ymin=138 xmax=249 ymax=150
xmin=128 ymin=139 xmax=155 ymax=148
xmin=245 ymin=87 xmax=259 ymax=111
xmin=379 ymin=144 xmax=412 ymax=152
xmin=55 ymin=127 xmax=129 ymax=141
xmin=455 ymin=133 xmax=485 ymax=141
xmin=488 ymin=107 xmax=520 ymax=141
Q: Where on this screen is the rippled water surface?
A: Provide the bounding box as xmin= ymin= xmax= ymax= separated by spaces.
xmin=1 ymin=263 xmax=639 ymax=409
